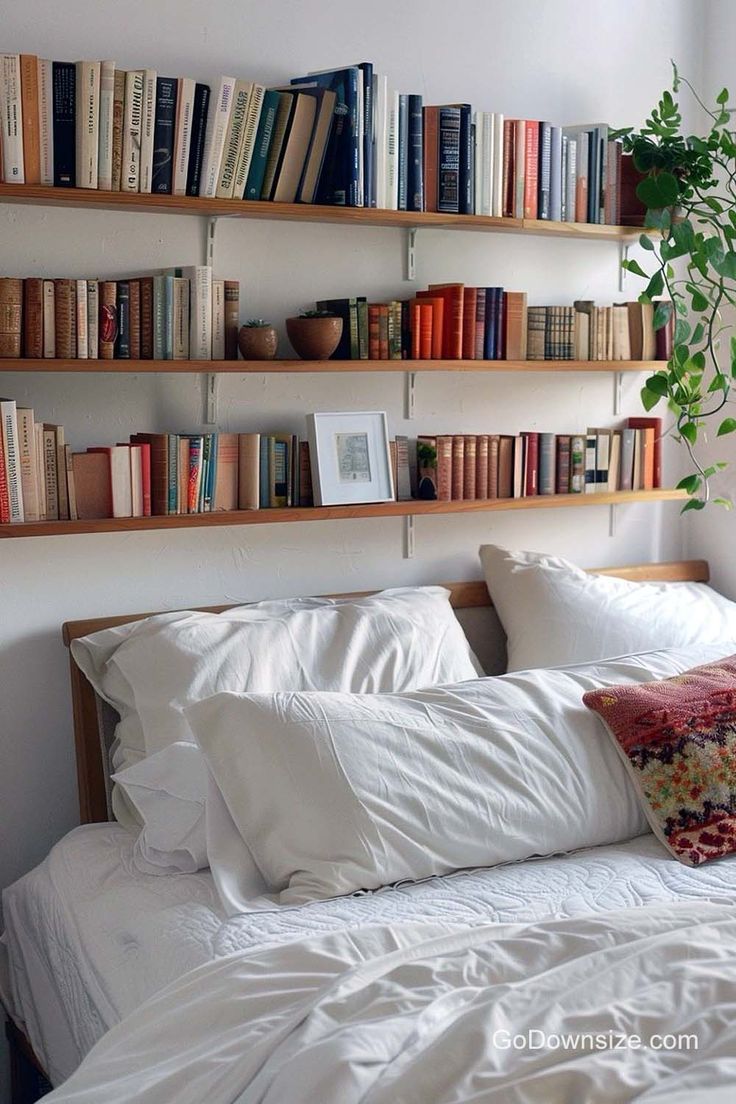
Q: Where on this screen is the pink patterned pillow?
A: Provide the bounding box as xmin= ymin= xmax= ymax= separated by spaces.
xmin=583 ymin=656 xmax=736 ymax=866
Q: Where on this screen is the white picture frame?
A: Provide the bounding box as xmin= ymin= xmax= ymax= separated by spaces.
xmin=306 ymin=411 xmax=395 ymax=506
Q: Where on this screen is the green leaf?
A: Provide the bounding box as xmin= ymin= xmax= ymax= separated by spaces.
xmin=717 ymin=417 xmax=736 ymax=436
xmin=646 ymin=271 xmax=665 ymax=299
xmin=714 ymin=497 xmax=733 ymax=509
xmin=641 ymin=386 xmax=663 ymax=411
xmin=681 ymin=421 xmax=698 ymax=445
xmin=712 ymin=251 xmax=736 ymax=279
xmin=639 ymin=233 xmax=655 ymax=251
xmin=708 ymin=374 xmax=730 ymax=393
xmin=674 ymin=319 xmax=691 ymax=345
xmin=691 ymin=289 xmax=709 ymax=312
xmin=717 ymin=87 xmax=729 ymax=105
xmin=682 ymin=498 xmax=706 ymax=512
xmin=645 ymin=374 xmax=669 ymax=396
xmin=622 ymin=258 xmax=649 ymax=278
xmin=676 ymin=474 xmax=701 ymax=494
xmin=636 ymin=171 xmax=679 ymax=209
xmin=653 ymin=301 xmax=673 ymax=331
xmin=691 ymin=323 xmax=705 ymax=344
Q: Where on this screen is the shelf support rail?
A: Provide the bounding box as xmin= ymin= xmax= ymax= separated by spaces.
xmin=403 ymin=514 xmax=415 ymax=559
xmin=618 ymin=241 xmax=630 ymax=293
xmin=205 ymin=217 xmax=219 ymax=424
xmin=404 ymin=370 xmax=417 ymax=419
xmin=405 ymin=228 xmax=418 ymax=281
xmin=613 ymin=370 xmax=623 ymax=416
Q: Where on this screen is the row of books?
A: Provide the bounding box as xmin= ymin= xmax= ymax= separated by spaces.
xmin=317 ymin=289 xmax=670 ymax=363
xmin=0 ymin=53 xmax=645 ymax=223
xmin=0 ymin=269 xmax=239 ymax=360
xmin=0 ymin=399 xmax=315 ymax=522
xmin=414 ymin=418 xmax=663 ymax=503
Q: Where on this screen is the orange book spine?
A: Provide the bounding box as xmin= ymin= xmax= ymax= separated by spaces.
xmin=19 ymin=55 xmax=41 ymax=184
xmin=423 ymin=106 xmax=438 ymax=213
xmin=428 ymin=284 xmax=463 ymax=358
xmin=642 ymin=427 xmax=655 ymax=489
xmin=488 ymin=435 xmax=500 ymax=498
xmin=418 ymin=304 xmax=432 ymax=360
xmin=451 ymin=435 xmax=465 ymax=500
xmin=463 ymin=435 xmax=477 ymax=498
xmin=524 ymin=120 xmax=539 ymax=219
xmin=475 ymin=434 xmax=489 ymax=499
xmin=462 ymin=287 xmax=477 ymax=359
xmin=436 ymin=435 xmax=453 ymax=501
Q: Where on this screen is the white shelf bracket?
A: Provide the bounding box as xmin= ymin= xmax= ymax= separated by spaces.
xmin=613 ymin=370 xmax=623 ymax=416
xmin=618 ymin=241 xmax=629 ymax=293
xmin=405 ymin=228 xmax=418 ymax=281
xmin=206 ymin=216 xmax=218 ymax=266
xmin=609 ymin=503 xmax=618 ymax=537
xmin=403 ymin=514 xmax=415 ymax=559
xmin=404 ymin=371 xmax=417 ymax=420
xmin=204 ymin=371 xmax=219 ymax=425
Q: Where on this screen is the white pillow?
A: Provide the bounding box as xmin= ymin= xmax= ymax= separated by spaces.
xmin=72 ymin=587 xmax=480 ymax=871
xmin=479 ymin=544 xmax=736 ymax=671
xmin=187 ymin=643 xmax=732 ymax=911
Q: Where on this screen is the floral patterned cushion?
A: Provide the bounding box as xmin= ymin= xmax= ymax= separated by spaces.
xmin=583 ymin=656 xmax=736 ymax=866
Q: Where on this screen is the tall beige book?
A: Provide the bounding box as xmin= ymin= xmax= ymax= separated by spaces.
xmin=97 ymin=60 xmax=116 ymax=190
xmin=111 ymin=68 xmax=126 ymax=190
xmin=42 ymin=279 xmax=55 ymax=357
xmin=608 ymin=431 xmax=621 ymax=492
xmin=121 ymin=69 xmax=144 ymax=192
xmin=211 ymin=280 xmax=225 ymax=359
xmin=214 ymin=432 xmax=238 ymax=511
xmin=216 ymin=79 xmax=252 ymax=198
xmin=16 ymin=407 xmax=39 ymax=522
xmin=42 ymin=425 xmax=58 ymax=520
xmin=75 ymin=279 xmax=88 ymax=359
xmin=238 ymin=432 xmax=260 ymax=509
xmin=65 ymin=444 xmax=78 ymax=520
xmin=34 ymin=422 xmax=46 ymax=518
xmin=0 ymin=54 xmax=24 ymax=182
xmin=271 ymin=92 xmax=317 ymax=204
xmin=232 ymin=83 xmax=265 ymax=197
xmin=139 ymin=68 xmax=157 ymax=193
xmin=182 ymin=265 xmax=212 ymax=359
xmin=199 ymin=76 xmax=236 ymax=198
xmin=38 ymin=58 xmax=54 ymax=185
xmin=52 ymin=424 xmax=70 ymax=519
xmin=75 ymin=60 xmax=101 ymax=188
xmin=172 ymin=77 xmax=195 ymax=196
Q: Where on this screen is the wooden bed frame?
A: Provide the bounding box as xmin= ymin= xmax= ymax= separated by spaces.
xmin=6 ymin=558 xmax=711 ymax=1103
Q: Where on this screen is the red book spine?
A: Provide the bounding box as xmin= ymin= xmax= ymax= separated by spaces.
xmin=523 ymin=431 xmax=539 ymax=495
xmin=434 ymin=287 xmax=463 ymax=359
xmin=462 ymin=287 xmax=477 ymax=359
xmin=502 ymin=119 xmax=514 ymax=217
xmin=524 ymin=121 xmax=539 ymax=219
xmin=475 ymin=434 xmax=489 ymax=499
xmin=627 ymin=417 xmax=662 ymax=488
xmin=451 ymin=435 xmax=465 ymax=500
xmin=436 ymin=435 xmax=453 ymax=501
xmin=418 ymin=304 xmax=432 ymax=360
xmin=474 ymin=290 xmax=486 ymax=359
xmin=139 ymin=441 xmax=151 ymax=516
xmin=0 ymin=433 xmax=10 ymax=523
xmin=369 ymin=304 xmax=381 ymax=359
xmin=463 ymin=435 xmax=477 ymax=498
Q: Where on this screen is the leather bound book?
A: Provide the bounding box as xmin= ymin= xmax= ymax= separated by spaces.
xmin=140 ymin=276 xmax=153 ymax=358
xmin=451 ymin=435 xmax=465 ymax=500
xmin=428 ymin=283 xmax=463 ymax=358
xmin=99 ymin=281 xmax=117 ymax=359
xmin=415 ymin=292 xmax=444 ymax=358
xmin=369 ymin=304 xmax=381 ymax=359
xmin=115 ymin=281 xmax=130 ymax=359
xmin=238 ymin=432 xmax=260 ymax=510
xmin=538 ymin=432 xmax=556 ymax=494
xmin=0 ymin=278 xmax=23 ymax=358
xmin=523 ymin=120 xmax=539 ymax=219
xmin=72 ymin=451 xmax=112 ymax=519
xmin=462 ymin=287 xmax=477 ymax=359
xmin=130 ymin=432 xmax=169 ymax=514
xmin=437 ymin=106 xmax=461 ymax=214
xmin=53 ymin=279 xmax=75 ymax=359
xmin=504 ymin=291 xmax=528 ymax=360
xmin=488 ymin=434 xmax=500 ymax=498
xmin=526 ymin=306 xmax=546 ymax=360
xmin=475 ymin=434 xmax=489 ymax=499
xmin=378 ymin=305 xmax=390 ymax=359
xmin=463 ymin=435 xmax=477 ymax=498
xmin=627 ymin=416 xmax=662 ymax=488
xmin=474 ymin=290 xmax=486 ymax=359
xmin=556 ymin=435 xmax=571 ymax=494
xmin=522 ymin=431 xmax=539 ymax=495
xmin=627 ymin=301 xmax=643 ymax=361
xmin=417 ymin=303 xmax=432 ymax=360
xmin=23 ymin=278 xmax=43 ymax=358
xmin=496 ymin=435 xmax=513 ymax=499
xmin=502 ymin=119 xmax=515 ymax=217
xmin=129 ymin=280 xmax=141 ymax=359
xmin=436 ymin=435 xmax=453 ymax=501
xmin=224 ymin=280 xmax=239 ymax=360
xmin=422 ymin=106 xmax=438 ymax=212
xmin=52 ymin=61 xmax=76 ymax=186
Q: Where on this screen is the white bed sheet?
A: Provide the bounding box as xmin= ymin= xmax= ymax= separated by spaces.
xmin=5 ymin=822 xmax=736 ymax=1086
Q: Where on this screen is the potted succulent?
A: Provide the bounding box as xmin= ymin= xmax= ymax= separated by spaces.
xmin=614 ymin=64 xmax=736 ymax=510
xmin=286 ymin=309 xmax=343 ymax=360
xmin=237 ymin=319 xmax=278 ymax=360
xmin=416 ymin=439 xmax=438 ymax=500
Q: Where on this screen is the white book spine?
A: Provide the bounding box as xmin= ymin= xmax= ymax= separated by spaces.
xmin=34 ymin=423 xmax=46 ymax=518
xmin=66 ymin=445 xmax=78 ymax=520
xmin=109 ymin=446 xmax=132 ymax=517
xmin=232 ymin=83 xmax=264 ymax=198
xmin=173 ymin=277 xmax=190 ymax=359
xmin=473 ymin=111 xmax=483 ymax=216
xmin=183 ymin=266 xmax=213 ymax=359
xmin=355 ymin=69 xmax=364 ymax=206
xmin=97 ymin=60 xmax=115 ymax=190
xmin=172 ymin=77 xmax=195 ymax=196
xmin=0 ymin=54 xmax=24 ymax=182
xmin=481 ymin=112 xmax=493 ymax=216
xmin=386 ymin=90 xmax=399 ymax=210
xmin=16 ymin=408 xmax=39 ymax=522
xmin=565 ymin=137 xmax=577 ymax=223
xmin=211 ymin=279 xmax=225 ymax=359
xmin=139 ymin=68 xmax=157 ymax=193
xmin=374 ymin=75 xmax=387 ymax=210
xmin=87 ymin=279 xmax=99 ymax=358
xmin=42 ymin=280 xmax=55 ymax=357
xmin=199 ymin=77 xmax=236 ymax=199
xmin=491 ymin=113 xmax=504 ymax=218
xmin=1 ymin=400 xmax=24 ymax=521
xmin=75 ymin=60 xmax=100 ymax=189
xmin=76 ymin=279 xmax=88 ymax=358
xmin=129 ymin=445 xmax=143 ymax=517
xmin=38 ymin=58 xmax=54 ymax=185
xmin=121 ymin=69 xmax=144 ymax=192
xmin=216 ymin=80 xmax=251 ymax=198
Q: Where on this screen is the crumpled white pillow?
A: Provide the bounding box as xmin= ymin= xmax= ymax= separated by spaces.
xmin=479 ymin=544 xmax=736 ymax=671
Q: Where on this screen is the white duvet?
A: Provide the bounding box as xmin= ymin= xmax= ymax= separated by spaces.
xmin=43 ymin=900 xmax=736 ymax=1103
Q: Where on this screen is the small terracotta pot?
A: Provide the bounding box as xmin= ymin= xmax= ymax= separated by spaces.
xmin=238 ymin=325 xmax=278 ymax=360
xmin=286 ymin=316 xmax=343 ymax=360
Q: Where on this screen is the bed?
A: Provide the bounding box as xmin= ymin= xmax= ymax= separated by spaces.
xmin=4 ymin=558 xmax=736 ymax=1103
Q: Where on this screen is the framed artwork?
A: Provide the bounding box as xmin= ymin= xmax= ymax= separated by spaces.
xmin=306 ymin=411 xmax=395 ymax=506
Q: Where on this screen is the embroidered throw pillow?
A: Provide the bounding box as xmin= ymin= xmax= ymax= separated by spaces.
xmin=583 ymin=656 xmax=736 ymax=866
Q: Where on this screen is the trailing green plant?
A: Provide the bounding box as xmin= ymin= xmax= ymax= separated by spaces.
xmin=613 ymin=62 xmax=736 ymax=511
xmin=298 ymin=309 xmax=336 ymax=319
xmin=243 ymin=318 xmax=271 ymax=327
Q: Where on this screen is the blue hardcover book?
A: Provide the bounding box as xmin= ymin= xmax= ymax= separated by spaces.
xmin=259 ymin=436 xmax=270 ymax=508
xmin=244 ymin=89 xmax=280 ymax=200
xmin=151 ymin=77 xmax=178 ymax=194
xmin=407 ymin=94 xmax=423 ymax=212
xmin=397 ymin=94 xmax=409 ymax=211
xmin=483 ymin=287 xmax=501 ymax=360
xmin=292 ymin=67 xmax=360 ymax=206
xmin=186 ymin=83 xmax=210 ymax=196
xmin=438 ymin=106 xmax=461 ymax=213
xmin=352 ymin=62 xmax=374 ymax=206
xmin=495 ymin=287 xmax=505 ymax=360
xmin=167 ymin=434 xmax=178 ymax=514
xmin=454 ymin=104 xmax=473 ymax=215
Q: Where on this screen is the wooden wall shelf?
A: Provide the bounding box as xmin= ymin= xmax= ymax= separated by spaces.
xmin=0 ymin=184 xmax=645 ymax=241
xmin=0 ymin=490 xmax=685 ymax=539
xmin=0 ymin=357 xmax=657 ymax=374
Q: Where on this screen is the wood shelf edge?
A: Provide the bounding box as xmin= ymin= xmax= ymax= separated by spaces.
xmin=0 ymin=358 xmax=659 ymax=374
xmin=0 ymin=490 xmax=686 ymax=539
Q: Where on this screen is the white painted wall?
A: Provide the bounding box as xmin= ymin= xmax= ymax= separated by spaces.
xmin=0 ymin=0 xmax=705 ymax=1092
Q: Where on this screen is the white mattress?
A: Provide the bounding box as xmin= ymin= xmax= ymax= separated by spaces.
xmin=5 ymin=823 xmax=736 ymax=1087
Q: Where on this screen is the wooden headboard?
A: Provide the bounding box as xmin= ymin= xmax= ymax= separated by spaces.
xmin=62 ymin=559 xmax=710 ymax=825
